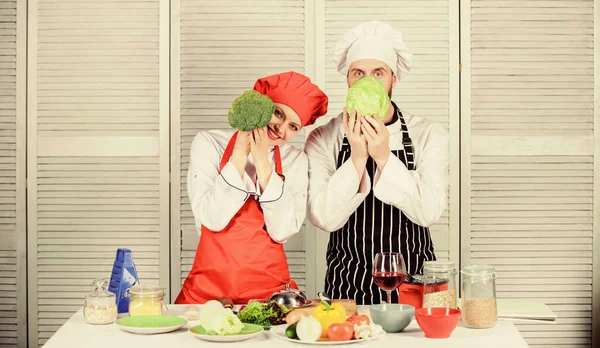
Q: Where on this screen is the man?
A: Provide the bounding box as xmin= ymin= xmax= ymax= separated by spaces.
xmin=305 ymin=21 xmax=449 ymax=305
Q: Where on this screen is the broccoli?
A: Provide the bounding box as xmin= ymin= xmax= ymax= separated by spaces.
xmin=228 ymin=90 xmax=275 ymax=131
xmin=345 ymin=76 xmax=390 ymax=120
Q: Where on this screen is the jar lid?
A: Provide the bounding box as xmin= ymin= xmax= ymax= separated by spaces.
xmin=405 ymin=274 xmax=449 ymax=286
xmin=85 ymin=279 xmax=116 ymax=306
xmin=405 ymin=274 xmax=424 ymax=285
xmin=128 ymin=284 xmax=164 ymax=296
xmin=423 ymin=261 xmax=456 ymax=272
xmin=461 ymin=264 xmax=496 ymax=277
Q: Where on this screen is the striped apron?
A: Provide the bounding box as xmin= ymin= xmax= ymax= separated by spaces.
xmin=324 ymin=105 xmax=436 ymax=305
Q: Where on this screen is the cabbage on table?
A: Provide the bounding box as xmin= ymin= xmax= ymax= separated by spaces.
xmin=200 ymin=300 xmax=244 ymax=336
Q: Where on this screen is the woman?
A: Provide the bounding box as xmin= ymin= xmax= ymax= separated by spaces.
xmin=175 ymin=71 xmax=328 ymax=304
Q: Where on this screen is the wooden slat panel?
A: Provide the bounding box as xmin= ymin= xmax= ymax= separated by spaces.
xmin=31 ymin=0 xmax=163 ymax=345
xmin=35 ymin=0 xmax=159 ymax=138
xmin=470 ymin=0 xmax=594 ymax=137
xmin=0 ymin=1 xmax=17 ymax=346
xmin=467 ymin=0 xmax=595 ymax=346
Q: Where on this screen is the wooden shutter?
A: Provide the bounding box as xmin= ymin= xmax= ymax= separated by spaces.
xmin=27 ymin=0 xmax=170 ymax=345
xmin=0 ymin=0 xmax=25 ymax=346
xmin=317 ymin=0 xmax=460 ymax=264
xmin=0 ymin=0 xmax=16 ymax=341
xmin=461 ymin=0 xmax=596 ymax=346
xmin=172 ymin=0 xmax=315 ymax=297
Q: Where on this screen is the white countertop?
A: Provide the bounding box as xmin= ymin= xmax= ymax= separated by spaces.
xmin=43 ymin=305 xmax=531 ymax=348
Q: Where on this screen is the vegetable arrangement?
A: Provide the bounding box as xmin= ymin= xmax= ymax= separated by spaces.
xmin=345 ymin=76 xmax=390 ymax=120
xmin=312 ymin=301 xmax=347 ymax=338
xmin=283 ymin=301 xmax=383 ymax=343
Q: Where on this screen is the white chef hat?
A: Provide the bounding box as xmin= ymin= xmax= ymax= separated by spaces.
xmin=332 ymin=20 xmax=412 ymax=80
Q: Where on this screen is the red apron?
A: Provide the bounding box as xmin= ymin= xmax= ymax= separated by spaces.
xmin=175 ymin=132 xmax=297 ymax=304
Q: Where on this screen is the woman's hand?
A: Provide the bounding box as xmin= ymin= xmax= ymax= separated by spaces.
xmin=251 ymin=128 xmax=272 ymax=191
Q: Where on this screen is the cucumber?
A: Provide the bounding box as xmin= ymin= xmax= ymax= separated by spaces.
xmin=285 ymin=322 xmax=298 ymax=339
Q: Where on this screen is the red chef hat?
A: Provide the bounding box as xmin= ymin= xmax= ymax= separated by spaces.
xmin=253 ymin=71 xmax=328 ymax=127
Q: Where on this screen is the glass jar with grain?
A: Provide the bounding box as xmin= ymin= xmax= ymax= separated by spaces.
xmin=461 ymin=264 xmax=497 ymax=328
xmin=422 ymin=261 xmax=457 ymax=309
xmin=84 ymin=279 xmax=118 ymax=325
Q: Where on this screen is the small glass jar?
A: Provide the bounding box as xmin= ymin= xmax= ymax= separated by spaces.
xmin=127 ymin=284 xmax=166 ymax=316
xmin=461 ymin=265 xmax=497 ymax=329
xmin=422 ymin=261 xmax=457 ymax=309
xmin=84 ymin=279 xmax=118 ymax=325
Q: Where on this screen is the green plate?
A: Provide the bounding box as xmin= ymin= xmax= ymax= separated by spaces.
xmin=189 ymin=323 xmax=264 ymax=342
xmin=116 ymin=316 xmax=187 ymax=335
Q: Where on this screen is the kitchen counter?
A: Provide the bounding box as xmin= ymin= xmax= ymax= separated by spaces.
xmin=43 ymin=305 xmax=531 ymax=348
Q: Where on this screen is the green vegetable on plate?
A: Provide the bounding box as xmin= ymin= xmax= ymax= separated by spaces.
xmin=285 ymin=322 xmax=298 ymax=339
xmin=199 ymin=300 xmax=244 ymax=336
xmin=237 ymin=301 xmax=291 ymax=328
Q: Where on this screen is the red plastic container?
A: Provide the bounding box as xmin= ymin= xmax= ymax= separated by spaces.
xmin=399 ymin=275 xmax=449 ymax=309
xmin=415 ymin=307 xmax=461 ymax=339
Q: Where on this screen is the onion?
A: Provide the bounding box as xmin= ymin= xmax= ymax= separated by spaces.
xmin=296 ymin=316 xmax=322 ymax=342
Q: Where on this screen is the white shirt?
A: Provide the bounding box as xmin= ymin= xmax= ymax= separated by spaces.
xmin=304 ymin=110 xmax=449 ymax=232
xmin=187 ymin=130 xmax=308 ymax=243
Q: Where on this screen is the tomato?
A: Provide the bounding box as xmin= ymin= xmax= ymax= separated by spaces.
xmin=346 ymin=314 xmax=370 ymax=327
xmin=327 ymin=322 xmax=354 ymax=341
xmin=285 ymin=310 xmax=305 ymax=325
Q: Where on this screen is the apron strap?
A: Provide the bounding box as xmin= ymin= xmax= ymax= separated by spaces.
xmin=273 ymin=145 xmax=285 ymax=181
xmin=219 ymin=131 xmax=239 ymax=172
xmin=395 ymin=107 xmax=415 ymax=171
xmin=396 ymin=107 xmax=413 ymax=148
xmin=219 ymin=131 xmax=285 ymax=180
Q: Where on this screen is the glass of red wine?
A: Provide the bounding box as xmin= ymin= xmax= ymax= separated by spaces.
xmin=372 ymin=252 xmax=407 ymax=304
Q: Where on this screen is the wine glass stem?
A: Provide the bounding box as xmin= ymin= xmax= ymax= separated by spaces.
xmin=386 ymin=290 xmax=392 ymax=304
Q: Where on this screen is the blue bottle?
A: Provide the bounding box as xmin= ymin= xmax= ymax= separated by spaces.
xmin=108 ymin=248 xmax=140 ymax=314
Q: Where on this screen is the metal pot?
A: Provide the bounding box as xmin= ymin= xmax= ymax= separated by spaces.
xmin=268 ymin=283 xmax=308 ymax=308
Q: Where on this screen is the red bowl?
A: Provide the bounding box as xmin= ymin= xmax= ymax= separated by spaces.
xmin=415 ymin=307 xmax=461 ymax=339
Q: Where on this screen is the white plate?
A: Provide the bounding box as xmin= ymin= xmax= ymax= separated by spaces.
xmin=189 ymin=323 xmax=264 ymax=342
xmin=270 ymin=326 xmax=385 ymax=345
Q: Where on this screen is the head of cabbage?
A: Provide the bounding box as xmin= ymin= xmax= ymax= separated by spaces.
xmin=345 ymin=76 xmax=390 ymax=120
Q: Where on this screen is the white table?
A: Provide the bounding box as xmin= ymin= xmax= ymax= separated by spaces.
xmin=43 ymin=305 xmax=530 ymax=348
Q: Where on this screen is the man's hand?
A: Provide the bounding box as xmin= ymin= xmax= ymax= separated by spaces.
xmin=361 ymin=116 xmax=391 ymax=169
xmin=230 ymin=131 xmax=252 ymax=177
xmin=251 ymin=128 xmax=272 ymax=192
xmin=343 ymin=107 xmax=368 ymax=181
